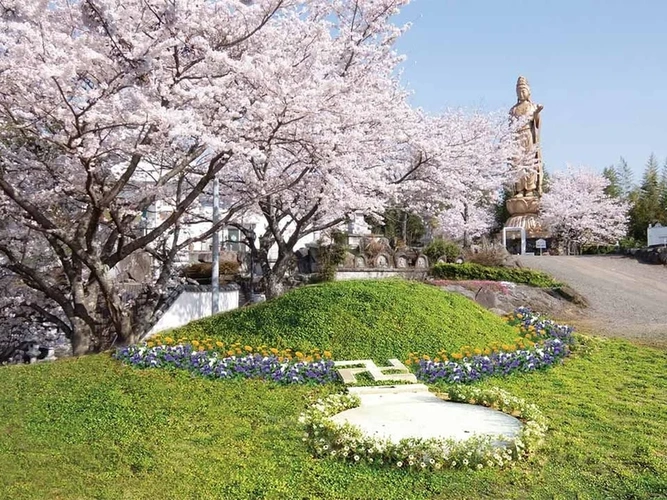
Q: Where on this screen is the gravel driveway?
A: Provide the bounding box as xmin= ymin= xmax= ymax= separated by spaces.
xmin=520 ymin=255 xmax=667 ymax=347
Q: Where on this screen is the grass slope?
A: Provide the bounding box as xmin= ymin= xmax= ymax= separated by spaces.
xmin=0 ymin=339 xmax=665 ymax=499
xmin=173 ymin=279 xmax=521 ymax=362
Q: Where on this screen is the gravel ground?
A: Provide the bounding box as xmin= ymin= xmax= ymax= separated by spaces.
xmin=520 ymin=255 xmax=667 ymax=347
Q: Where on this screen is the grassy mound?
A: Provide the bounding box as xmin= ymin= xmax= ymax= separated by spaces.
xmin=174 ymin=279 xmax=521 ymax=362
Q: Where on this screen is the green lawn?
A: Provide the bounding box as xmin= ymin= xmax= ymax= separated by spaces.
xmin=1 ymin=337 xmax=665 ymax=499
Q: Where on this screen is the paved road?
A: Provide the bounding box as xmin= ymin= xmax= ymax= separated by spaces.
xmin=520 ymin=255 xmax=667 ymax=347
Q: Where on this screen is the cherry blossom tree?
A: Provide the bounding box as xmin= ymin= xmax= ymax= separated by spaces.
xmin=216 ymin=0 xmax=413 ymax=297
xmin=540 ymin=167 xmax=629 ymax=254
xmin=392 ymin=110 xmax=519 ymax=246
xmin=0 ymin=0 xmax=411 ymax=352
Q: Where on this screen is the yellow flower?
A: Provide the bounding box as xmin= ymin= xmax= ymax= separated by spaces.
xmin=165 ymin=337 xmax=174 ymax=345
xmin=323 ymin=351 xmax=332 ymax=359
xmin=146 ymin=341 xmax=154 ymax=348
xmin=473 ymin=348 xmax=482 ymax=355
xmin=227 ymin=350 xmax=235 ymax=356
xmin=198 ymin=346 xmax=205 ymax=352
xmin=244 ymin=345 xmax=253 ymax=352
xmin=452 ymin=352 xmax=463 ymax=360
xmin=422 ymin=354 xmax=430 ymax=360
xmin=192 ymin=340 xmax=200 ymax=347
xmin=270 ymin=348 xmax=279 ymax=355
xmin=434 ymin=357 xmax=441 ymax=363
xmin=216 ymin=341 xmax=224 ymax=348
xmin=295 ymin=351 xmax=304 ymax=358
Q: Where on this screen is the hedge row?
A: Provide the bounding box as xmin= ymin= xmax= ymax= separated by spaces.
xmin=431 ymin=263 xmax=560 ymax=288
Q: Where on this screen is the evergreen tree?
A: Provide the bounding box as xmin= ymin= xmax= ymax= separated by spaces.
xmin=660 ymin=159 xmax=667 ymax=212
xmin=602 ymin=165 xmax=622 ymax=198
xmin=616 ymin=157 xmax=635 ymax=199
xmin=628 ymin=154 xmax=666 ymax=241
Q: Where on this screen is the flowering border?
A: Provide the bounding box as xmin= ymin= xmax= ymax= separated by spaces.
xmin=300 ymin=385 xmax=547 ymax=471
xmin=113 ymin=344 xmax=339 ymax=385
xmin=412 ymin=308 xmax=575 ymax=384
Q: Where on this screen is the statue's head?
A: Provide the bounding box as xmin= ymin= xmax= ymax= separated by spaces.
xmin=516 ymin=76 xmax=531 ymax=102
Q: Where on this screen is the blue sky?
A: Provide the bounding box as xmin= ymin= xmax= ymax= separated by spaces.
xmin=393 ymin=0 xmax=667 ymax=182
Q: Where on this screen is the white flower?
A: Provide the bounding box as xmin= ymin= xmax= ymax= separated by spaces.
xmin=396 ymin=461 xmax=403 ymax=467
xmin=353 ymin=455 xmax=360 ymax=461
xmin=429 ymin=458 xmax=435 ymax=464
xmin=476 ymin=463 xmax=483 ymax=470
xmin=463 ymin=459 xmax=469 ymax=466
xmin=420 ymin=462 xmax=426 ymax=468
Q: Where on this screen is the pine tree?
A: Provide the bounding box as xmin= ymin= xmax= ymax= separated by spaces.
xmin=628 ymin=154 xmax=666 ymax=241
xmin=602 ymin=165 xmax=622 ymax=198
xmin=659 ymin=159 xmax=667 ymax=213
xmin=616 ymin=157 xmax=635 ymax=199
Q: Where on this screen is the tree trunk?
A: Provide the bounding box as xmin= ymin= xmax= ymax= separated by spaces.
xmin=260 ymin=252 xmax=293 ymax=300
xmin=402 ymin=210 xmax=408 ymax=245
xmin=70 ymin=318 xmax=94 ymax=355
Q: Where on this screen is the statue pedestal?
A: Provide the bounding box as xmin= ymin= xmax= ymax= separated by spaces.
xmin=504 ymin=195 xmax=546 ymax=238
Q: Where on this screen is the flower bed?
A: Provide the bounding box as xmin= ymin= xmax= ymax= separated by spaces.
xmin=300 ymin=385 xmax=547 ymax=471
xmin=410 ymin=308 xmax=575 ymax=384
xmin=114 ymin=344 xmax=339 ymax=385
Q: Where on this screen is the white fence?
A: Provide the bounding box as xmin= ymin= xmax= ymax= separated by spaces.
xmin=648 ymin=224 xmax=667 ymax=247
xmin=148 ymin=289 xmax=239 ymax=336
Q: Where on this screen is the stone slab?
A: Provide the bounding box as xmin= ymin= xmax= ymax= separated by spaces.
xmin=348 ymin=384 xmax=429 ymax=395
xmin=331 ymin=389 xmax=522 ymax=445
xmin=334 ymin=359 xmax=417 ymax=384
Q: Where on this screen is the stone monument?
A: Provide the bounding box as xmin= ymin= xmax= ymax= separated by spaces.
xmin=505 ymin=76 xmax=545 ymax=237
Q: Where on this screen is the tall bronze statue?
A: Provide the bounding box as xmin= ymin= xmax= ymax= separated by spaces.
xmin=504 ymin=76 xmax=546 ymax=237
xmin=509 ymin=76 xmax=544 ymax=197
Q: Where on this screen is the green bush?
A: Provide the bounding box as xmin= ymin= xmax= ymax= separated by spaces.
xmin=174 ymin=279 xmax=521 ymax=362
xmin=314 ymin=232 xmax=348 ymax=282
xmin=431 ymin=262 xmax=560 ymax=288
xmin=423 ymin=238 xmax=462 ymax=263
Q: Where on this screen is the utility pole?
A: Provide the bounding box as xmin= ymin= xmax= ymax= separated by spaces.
xmin=211 ymin=177 xmax=220 ymax=314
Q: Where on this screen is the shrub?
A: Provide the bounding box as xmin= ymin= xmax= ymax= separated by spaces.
xmin=423 ymin=238 xmax=462 ymax=263
xmin=172 ymin=279 xmax=521 ymax=363
xmin=431 ymin=263 xmax=560 ymax=288
xmin=182 ymin=261 xmax=240 ymax=280
xmin=465 ymin=245 xmax=509 ymax=267
xmin=314 ymin=232 xmax=348 ymax=283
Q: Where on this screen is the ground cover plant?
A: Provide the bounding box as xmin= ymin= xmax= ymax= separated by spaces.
xmin=171 ymin=280 xmax=522 ymax=363
xmin=1 ymin=337 xmax=665 ymax=499
xmin=431 ymin=262 xmax=561 ymax=288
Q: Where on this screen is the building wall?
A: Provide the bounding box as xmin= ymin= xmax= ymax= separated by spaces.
xmin=147 ymin=289 xmax=239 ymax=335
xmin=648 ymin=225 xmax=667 ymax=247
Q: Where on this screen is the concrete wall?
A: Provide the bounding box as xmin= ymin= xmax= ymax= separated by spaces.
xmin=148 ymin=289 xmax=239 ymax=335
xmin=335 ymin=269 xmax=429 ymax=281
xmin=648 ymin=225 xmax=667 ymax=247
